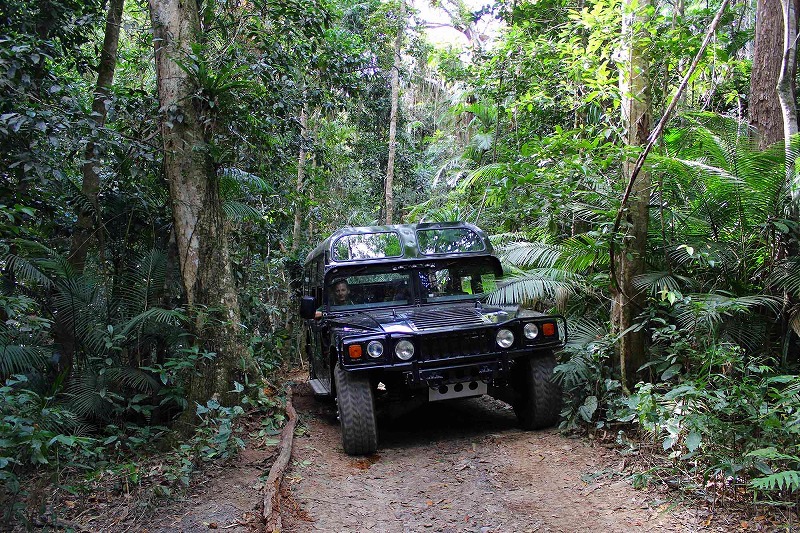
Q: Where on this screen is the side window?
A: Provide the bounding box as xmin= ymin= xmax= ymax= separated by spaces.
xmin=305 ymin=259 xmax=323 ymax=305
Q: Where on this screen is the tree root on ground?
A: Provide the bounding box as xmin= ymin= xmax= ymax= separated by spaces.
xmin=262 ymin=385 xmax=298 ymax=533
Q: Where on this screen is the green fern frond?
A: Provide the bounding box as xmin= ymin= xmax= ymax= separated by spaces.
xmin=747 ymin=447 xmax=800 ymax=462
xmin=750 ymin=471 xmax=800 ymax=492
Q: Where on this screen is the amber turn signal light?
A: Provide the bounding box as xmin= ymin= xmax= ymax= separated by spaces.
xmin=348 ymin=344 xmax=363 ymax=359
xmin=542 ymin=323 xmax=556 ymax=336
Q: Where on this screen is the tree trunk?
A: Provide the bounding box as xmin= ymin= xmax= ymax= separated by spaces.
xmin=53 ymin=0 xmax=125 ymax=377
xmin=149 ymin=0 xmax=250 ymax=414
xmin=778 ymin=0 xmax=799 ymax=162
xmin=613 ymin=0 xmax=652 ymax=393
xmin=291 ymin=105 xmax=308 ymax=252
xmin=750 ymin=0 xmax=785 ymax=149
xmin=778 ymin=0 xmax=800 ymax=365
xmin=384 ymin=1 xmax=404 ymax=225
xmin=68 ymin=0 xmax=125 ymax=273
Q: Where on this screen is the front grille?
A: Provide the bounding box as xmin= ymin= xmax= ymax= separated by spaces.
xmin=419 ymin=329 xmax=494 ymax=361
xmin=409 ymin=306 xmax=486 ymax=330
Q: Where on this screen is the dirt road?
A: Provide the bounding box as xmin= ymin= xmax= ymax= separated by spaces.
xmin=281 ymin=383 xmax=718 ymax=533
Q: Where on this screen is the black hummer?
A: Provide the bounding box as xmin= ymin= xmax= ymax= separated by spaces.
xmin=299 ymin=222 xmax=565 ymax=455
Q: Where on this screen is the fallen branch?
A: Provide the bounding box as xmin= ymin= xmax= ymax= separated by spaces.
xmin=262 ymin=385 xmax=298 ymax=532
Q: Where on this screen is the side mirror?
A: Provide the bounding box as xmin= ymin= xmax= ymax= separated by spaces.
xmin=299 ymin=296 xmax=318 ymax=319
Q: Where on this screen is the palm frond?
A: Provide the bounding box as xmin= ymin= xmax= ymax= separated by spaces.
xmin=633 ymin=271 xmax=694 ymax=297
xmin=564 ymin=317 xmax=609 ymax=350
xmin=0 ymin=342 xmax=50 ymax=376
xmin=663 ymin=158 xmax=743 ymax=186
xmin=485 ymin=268 xmax=582 ymax=306
xmin=118 ymin=249 xmax=169 ymax=314
xmin=3 ymin=254 xmax=53 ymax=287
xmin=219 ymin=167 xmax=273 ymax=193
xmin=104 ymin=366 xmax=160 ymax=394
xmin=222 ymin=200 xmax=262 ymax=221
xmin=559 ymin=235 xmax=608 ymax=271
xmin=117 ymin=307 xmax=185 ymax=339
xmin=65 ymin=371 xmax=112 ymax=420
xmin=459 ymin=163 xmax=508 ymax=190
xmin=769 ymin=258 xmax=800 ymax=298
xmin=674 ymin=293 xmax=781 ymax=334
xmin=496 ymin=241 xmax=562 ymax=269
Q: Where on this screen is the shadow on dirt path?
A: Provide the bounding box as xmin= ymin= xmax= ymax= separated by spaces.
xmin=282 ymin=381 xmax=726 ymax=533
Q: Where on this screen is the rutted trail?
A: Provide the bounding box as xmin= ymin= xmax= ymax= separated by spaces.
xmin=280 ymin=382 xmax=719 ymax=533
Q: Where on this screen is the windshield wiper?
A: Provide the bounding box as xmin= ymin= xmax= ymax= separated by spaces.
xmin=328 ymin=309 xmax=383 ymax=330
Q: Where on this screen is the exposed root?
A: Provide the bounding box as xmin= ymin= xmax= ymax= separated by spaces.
xmin=262 ymin=385 xmax=298 ymax=532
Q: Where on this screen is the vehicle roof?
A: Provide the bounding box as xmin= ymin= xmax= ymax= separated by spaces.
xmin=304 ymin=221 xmax=494 ymax=267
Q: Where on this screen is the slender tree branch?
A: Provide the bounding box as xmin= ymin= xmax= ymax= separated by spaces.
xmin=609 ymin=0 xmax=731 ymax=292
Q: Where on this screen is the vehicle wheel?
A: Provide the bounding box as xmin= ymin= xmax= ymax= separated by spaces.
xmin=514 ymin=354 xmax=562 ymax=430
xmin=334 ymin=363 xmax=378 ymax=455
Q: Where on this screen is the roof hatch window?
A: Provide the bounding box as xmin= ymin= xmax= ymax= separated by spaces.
xmin=332 ymin=232 xmax=403 ymax=261
xmin=416 ymin=228 xmax=485 ymax=255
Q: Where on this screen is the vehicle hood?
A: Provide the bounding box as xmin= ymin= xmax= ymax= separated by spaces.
xmin=327 ymin=302 xmax=520 ymax=334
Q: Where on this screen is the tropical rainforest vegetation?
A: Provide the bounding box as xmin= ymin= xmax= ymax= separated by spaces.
xmin=2 ymin=0 xmax=800 ymax=525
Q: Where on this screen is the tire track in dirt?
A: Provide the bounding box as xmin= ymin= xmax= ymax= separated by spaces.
xmin=282 ymin=383 xmax=719 ymax=533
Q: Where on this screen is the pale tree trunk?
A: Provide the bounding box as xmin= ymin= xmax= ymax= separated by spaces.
xmin=613 ymin=0 xmax=652 ymax=393
xmin=149 ymin=0 xmax=250 ymax=413
xmin=778 ymin=0 xmax=800 ymax=202
xmin=69 ymin=0 xmax=124 ymax=273
xmin=308 ymin=162 xmax=316 ymax=241
xmin=750 ymin=0 xmax=786 ymax=149
xmin=778 ymin=0 xmax=800 ymax=365
xmin=384 ymin=1 xmax=404 ymax=225
xmin=291 ymin=105 xmax=308 ymax=252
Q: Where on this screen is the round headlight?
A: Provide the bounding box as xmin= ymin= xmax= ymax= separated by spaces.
xmin=524 ymin=323 xmax=539 ymax=339
xmin=366 ymin=340 xmax=384 ymax=358
xmin=496 ymin=329 xmax=514 ymax=348
xmin=394 ymin=340 xmax=415 ymax=361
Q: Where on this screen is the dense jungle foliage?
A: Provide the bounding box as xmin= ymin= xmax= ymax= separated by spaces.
xmin=2 ymin=0 xmax=800 ymax=524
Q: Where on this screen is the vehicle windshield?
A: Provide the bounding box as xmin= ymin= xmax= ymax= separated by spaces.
xmin=419 ymin=263 xmax=498 ymax=303
xmin=327 ymin=261 xmax=499 ymax=309
xmin=328 ymin=271 xmax=412 ymax=309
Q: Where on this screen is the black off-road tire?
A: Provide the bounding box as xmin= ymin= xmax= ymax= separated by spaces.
xmin=334 ymin=363 xmax=378 ymax=455
xmin=514 ymin=354 xmax=562 ymax=430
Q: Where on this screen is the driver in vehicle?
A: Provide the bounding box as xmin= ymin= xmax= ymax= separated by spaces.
xmin=315 ymin=279 xmax=353 ymax=319
xmin=331 ymin=279 xmax=354 ymax=305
